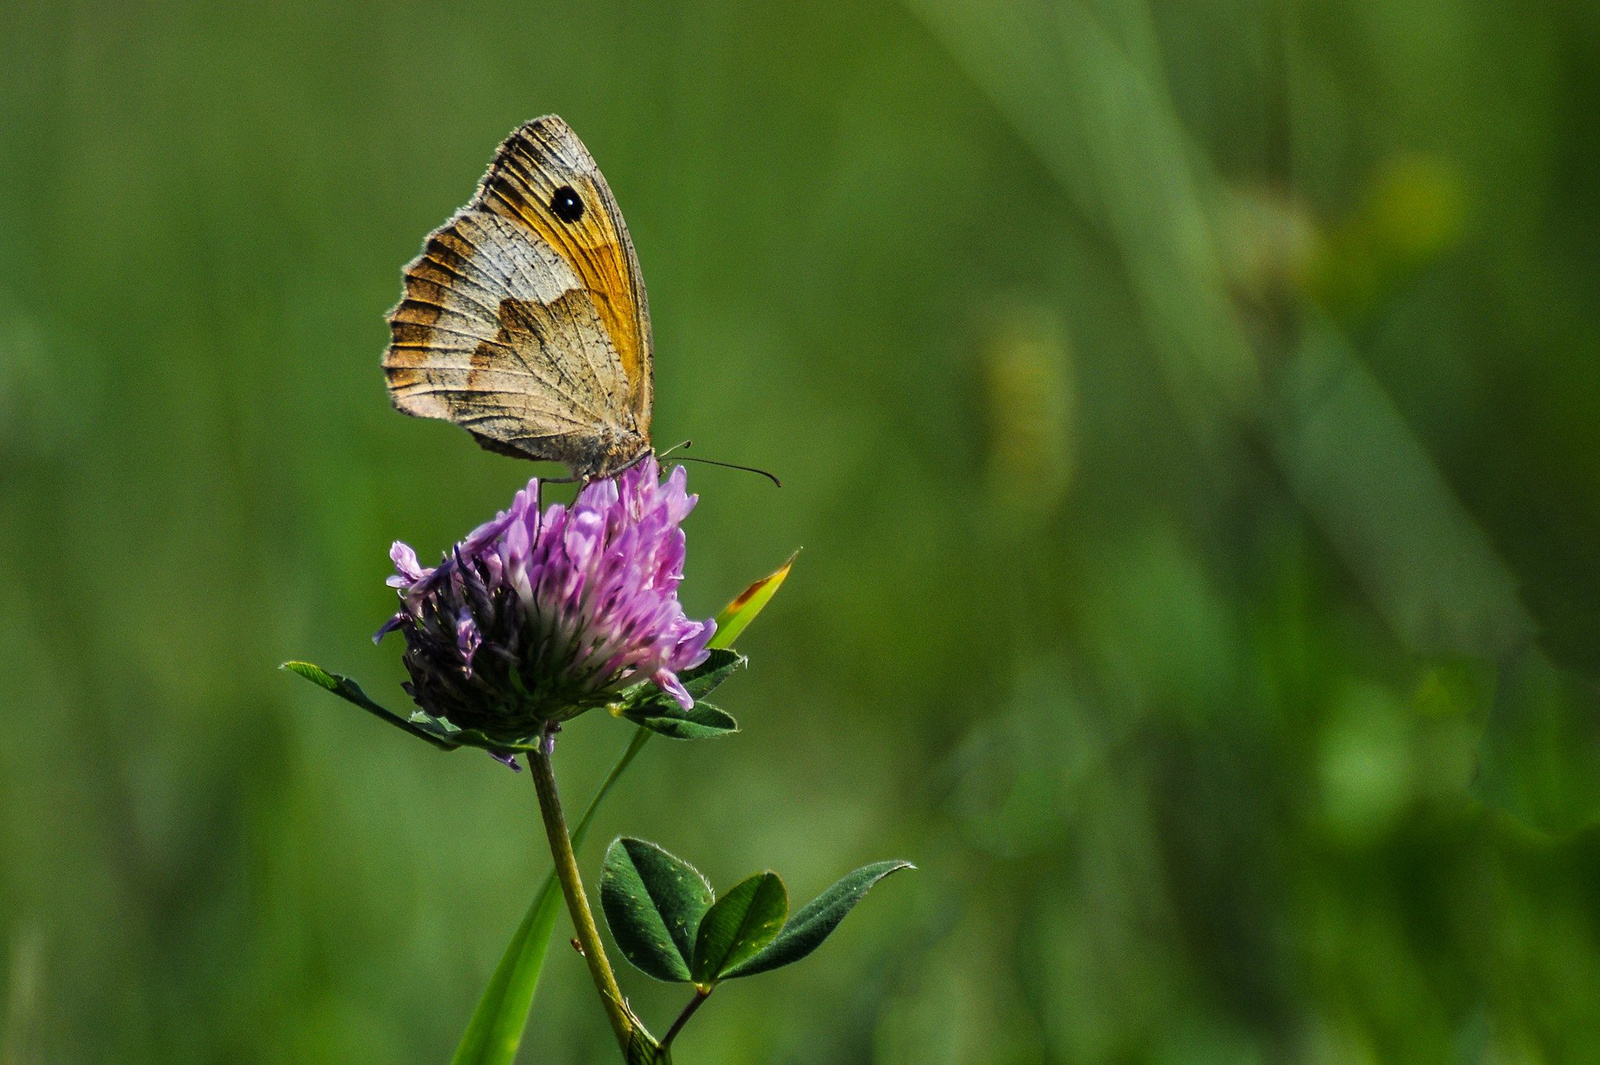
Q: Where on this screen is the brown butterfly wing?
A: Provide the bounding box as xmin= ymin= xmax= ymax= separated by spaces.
xmin=383 ymin=116 xmax=653 ymax=478
xmin=476 ymin=117 xmax=654 ymax=430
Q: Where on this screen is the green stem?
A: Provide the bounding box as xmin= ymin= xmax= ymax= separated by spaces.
xmin=450 ymin=727 xmax=653 ymax=1065
xmin=528 ymin=731 xmax=636 ymax=1055
xmin=660 ymin=988 xmax=712 ymax=1051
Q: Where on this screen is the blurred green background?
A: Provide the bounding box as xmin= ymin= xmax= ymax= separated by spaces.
xmin=4 ymin=0 xmax=1600 ymax=1061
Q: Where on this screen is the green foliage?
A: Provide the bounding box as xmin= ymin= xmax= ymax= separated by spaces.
xmin=600 ymin=839 xmax=910 ymax=989
xmin=600 ymin=838 xmax=714 ymax=983
xmin=614 ymin=649 xmax=745 ymax=740
xmin=690 ymin=872 xmax=787 ymax=984
xmin=618 ymin=701 xmax=738 ymax=741
xmin=281 ymin=661 xmax=460 ymax=750
xmin=721 ymin=861 xmax=913 ymax=979
xmin=283 ymin=660 xmax=544 ymax=752
xmin=283 ymin=648 xmax=746 ymax=748
xmin=1473 ymin=650 xmax=1600 ymax=834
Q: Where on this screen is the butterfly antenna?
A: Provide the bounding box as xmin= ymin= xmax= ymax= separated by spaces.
xmin=677 ymin=456 xmax=782 ymax=487
xmin=657 ymin=440 xmax=781 ymax=486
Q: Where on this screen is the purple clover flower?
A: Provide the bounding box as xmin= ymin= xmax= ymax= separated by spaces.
xmin=378 ymin=457 xmax=716 ymax=745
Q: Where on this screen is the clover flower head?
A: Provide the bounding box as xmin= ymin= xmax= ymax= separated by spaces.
xmin=378 ymin=457 xmax=715 ymax=744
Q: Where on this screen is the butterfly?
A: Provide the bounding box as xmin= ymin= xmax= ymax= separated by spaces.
xmin=383 ymin=115 xmax=653 ymax=481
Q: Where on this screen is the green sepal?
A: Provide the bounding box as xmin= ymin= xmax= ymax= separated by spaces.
xmin=281 ymin=661 xmax=555 ymax=752
xmin=679 ymin=648 xmax=746 ymax=701
xmin=722 ymin=860 xmax=913 ymax=979
xmin=611 ymin=649 xmax=745 ymax=740
xmin=282 ymin=661 xmax=462 ymax=750
xmin=691 ymin=871 xmax=787 ymax=984
xmin=622 ymin=700 xmax=739 ymax=740
xmin=600 ymin=838 xmax=714 ymax=983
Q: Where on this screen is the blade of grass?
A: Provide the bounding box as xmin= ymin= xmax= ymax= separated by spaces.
xmin=907 ymin=0 xmax=1532 ymax=661
xmin=712 ymin=552 xmax=796 ymax=649
xmin=451 ymin=727 xmax=651 ymax=1065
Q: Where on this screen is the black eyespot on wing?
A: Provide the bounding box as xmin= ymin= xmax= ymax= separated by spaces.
xmin=549 ymin=185 xmax=585 ymax=223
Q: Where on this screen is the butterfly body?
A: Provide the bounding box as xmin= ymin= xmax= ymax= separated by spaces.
xmin=384 ymin=116 xmax=654 ymax=480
